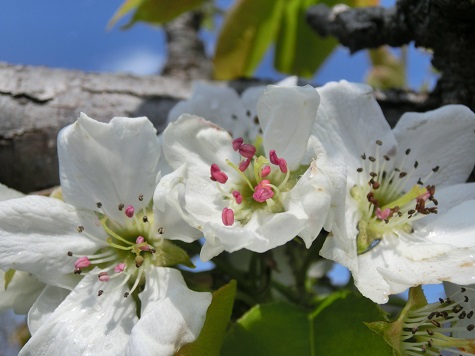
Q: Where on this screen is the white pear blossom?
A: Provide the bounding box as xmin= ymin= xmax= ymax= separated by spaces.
xmin=167 ymin=77 xmax=297 ymax=141
xmin=158 ymin=85 xmax=346 ymax=261
xmin=315 ymin=80 xmax=475 ymax=303
xmin=0 ymin=114 xmax=211 ymax=354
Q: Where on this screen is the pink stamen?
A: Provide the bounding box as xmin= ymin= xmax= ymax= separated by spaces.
xmin=239 ymin=158 xmax=251 ymax=172
xmin=269 ymin=150 xmax=280 ymax=165
xmin=376 ymin=208 xmax=391 ymax=220
xmin=261 ymin=165 xmax=271 ymax=177
xmin=232 ymin=190 xmax=243 ymax=204
xmin=278 ymin=158 xmax=288 ymax=173
xmin=98 ymin=272 xmax=110 ymax=282
xmin=222 ymin=207 xmax=234 ymax=226
xmin=74 ymin=256 xmax=91 ymax=269
xmin=114 ymin=263 xmax=126 ymax=273
xmin=238 ymin=144 xmax=256 ymax=159
xmin=136 ymin=236 xmax=150 ymax=251
xmin=210 ymin=164 xmax=228 ymax=184
xmin=125 ymin=205 xmax=135 ymax=218
xmin=232 ymin=137 xmax=244 ymax=151
xmin=253 ymin=180 xmax=274 ymax=203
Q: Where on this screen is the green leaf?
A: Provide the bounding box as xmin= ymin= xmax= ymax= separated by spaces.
xmin=274 ymin=0 xmax=339 ymax=78
xmin=222 ymin=292 xmax=392 ymax=356
xmin=310 ymin=291 xmax=393 ymax=356
xmin=222 ymin=302 xmax=311 ymax=355
xmin=176 ymin=280 xmax=237 ymax=356
xmin=213 ymin=0 xmax=285 ymax=80
xmin=4 ymin=269 xmax=15 ymax=290
xmin=109 ymin=0 xmax=208 ymax=29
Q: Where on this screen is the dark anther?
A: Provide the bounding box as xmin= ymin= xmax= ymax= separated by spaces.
xmin=254 ymin=116 xmax=259 ymax=124
xmin=383 ymin=155 xmax=390 ymax=161
xmin=357 ymin=168 xmax=363 ymax=172
xmin=74 ymin=268 xmax=82 ymax=275
xmin=465 ymin=296 xmax=469 ymax=303
xmin=427 ymin=339 xmax=432 ymax=348
xmin=150 ymin=248 xmax=156 ymax=254
xmin=414 ymin=161 xmax=419 ymax=169
xmin=432 ymin=166 xmax=440 ymax=172
xmin=138 ymin=194 xmax=144 ymax=201
xmin=467 ymin=324 xmax=475 ymax=331
xmin=411 ymin=326 xmax=418 ymax=334
xmin=77 ymin=226 xmax=84 ymax=233
xmin=372 ymin=181 xmax=380 ymax=190
xmin=439 ymin=298 xmax=445 ymax=304
xmin=408 ymin=209 xmax=416 ymax=215
xmin=142 ymin=216 xmax=148 ymax=223
xmin=468 ymin=311 xmax=474 ymax=319
xmin=361 ymin=153 xmax=366 ymax=160
xmin=453 ymin=304 xmax=463 ymax=313
xmin=118 ymin=203 xmax=124 ymax=211
xmin=158 ymin=227 xmax=164 ymax=234
xmin=124 ymin=292 xmax=129 ymax=298
xmin=96 ymin=202 xmax=102 ymax=208
xmin=432 ymin=198 xmax=439 ymax=206
xmin=231 ymin=114 xmax=238 ymax=120
xmin=67 ymin=251 xmax=73 ymax=256
xmin=368 ymin=156 xmax=376 ymax=162
xmin=98 ymin=290 xmax=103 ymax=296
xmin=459 ymin=311 xmax=467 ymax=319
xmin=370 ymin=172 xmax=377 ymax=177
xmin=462 ymin=287 xmax=467 ymax=292
xmin=417 ymin=178 xmax=423 ymax=185
xmin=405 ymin=148 xmax=411 ymax=155
xmin=376 ymin=140 xmax=383 ymax=146
xmin=427 ymin=329 xmax=434 ymax=335
xmin=399 ymin=172 xmax=407 ymax=178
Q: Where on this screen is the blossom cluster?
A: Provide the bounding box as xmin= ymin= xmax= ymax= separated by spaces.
xmin=1 ymin=80 xmax=475 ymax=354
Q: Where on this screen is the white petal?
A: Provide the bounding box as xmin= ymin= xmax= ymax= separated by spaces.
xmin=443 ymin=282 xmax=475 ymax=339
xmin=126 ymin=268 xmax=211 ymax=355
xmin=258 ymin=85 xmax=319 ymax=169
xmin=0 ymin=196 xmax=100 ymax=289
xmin=21 ymin=272 xmax=137 ymax=355
xmin=58 ymin=113 xmax=161 ymax=222
xmin=315 ymin=81 xmax=397 ymax=169
xmin=167 ymin=82 xmax=246 ymax=135
xmin=27 ymin=285 xmax=70 ymax=335
xmin=0 ymin=270 xmax=45 ymax=314
xmin=393 ymin=105 xmax=475 ymax=188
xmin=163 ymin=115 xmax=235 ymax=171
xmin=0 ymin=183 xmax=24 ymax=201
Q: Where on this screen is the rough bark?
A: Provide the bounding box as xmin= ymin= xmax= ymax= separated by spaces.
xmin=306 ymin=0 xmax=475 ymax=111
xmin=161 ymin=11 xmax=212 ymax=80
xmin=0 ymin=62 xmax=192 ymax=192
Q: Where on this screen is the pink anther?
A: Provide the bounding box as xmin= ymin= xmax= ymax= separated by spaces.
xmin=125 ymin=205 xmax=135 ymax=218
xmin=269 ymin=150 xmax=280 ymax=165
xmin=74 ymin=256 xmax=91 ymax=269
xmin=222 ymin=207 xmax=235 ymax=226
xmin=232 ymin=190 xmax=243 ymax=204
xmin=278 ymin=158 xmax=288 ymax=173
xmin=239 ymin=158 xmax=251 ymax=172
xmin=238 ymin=144 xmax=256 ymax=159
xmin=376 ymin=208 xmax=391 ymax=220
xmin=418 ymin=191 xmax=431 ymax=201
xmin=210 ymin=164 xmax=228 ymax=184
xmin=261 ymin=165 xmax=271 ymax=178
xmin=253 ymin=180 xmax=274 ymax=203
xmin=98 ymin=272 xmax=110 ymax=282
xmin=114 ymin=263 xmax=126 ymax=273
xmin=136 ymin=236 xmax=150 ymax=251
xmin=232 ymin=137 xmax=244 ymax=151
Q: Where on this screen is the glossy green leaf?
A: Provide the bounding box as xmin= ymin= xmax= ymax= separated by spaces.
xmin=222 ymin=291 xmax=392 ymax=356
xmin=222 ymin=302 xmax=311 ymax=355
xmin=109 ymin=0 xmax=208 ymax=28
xmin=213 ymin=0 xmax=284 ymax=80
xmin=176 ymin=280 xmax=237 ymax=356
xmin=310 ymin=291 xmax=393 ymax=356
xmin=274 ymin=0 xmax=339 ymax=78
xmin=4 ymin=269 xmax=15 ymax=290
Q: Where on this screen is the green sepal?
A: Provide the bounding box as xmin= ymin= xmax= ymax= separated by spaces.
xmin=155 ymin=240 xmax=195 ymax=268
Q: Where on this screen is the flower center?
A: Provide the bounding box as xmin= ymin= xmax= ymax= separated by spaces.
xmin=68 ymin=195 xmax=188 ymax=299
xmin=351 ymin=140 xmax=439 ymax=255
xmin=210 ymin=137 xmax=307 ymax=226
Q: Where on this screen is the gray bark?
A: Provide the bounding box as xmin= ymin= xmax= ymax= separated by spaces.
xmin=0 ymin=62 xmax=192 ymax=192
